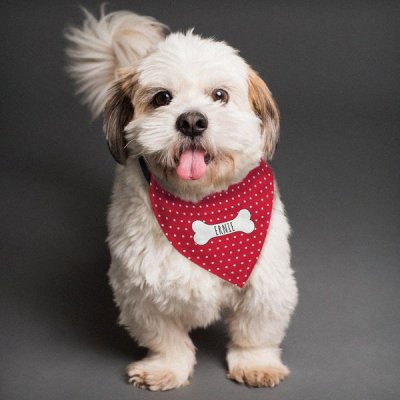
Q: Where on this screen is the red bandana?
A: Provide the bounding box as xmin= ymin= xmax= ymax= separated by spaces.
xmin=149 ymin=160 xmax=274 ymax=288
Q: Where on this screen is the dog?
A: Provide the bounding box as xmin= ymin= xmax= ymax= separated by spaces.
xmin=65 ymin=8 xmax=298 ymax=391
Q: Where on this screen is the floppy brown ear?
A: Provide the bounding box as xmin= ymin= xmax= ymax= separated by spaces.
xmin=103 ymin=70 xmax=137 ymax=164
xmin=248 ymin=68 xmax=280 ymax=160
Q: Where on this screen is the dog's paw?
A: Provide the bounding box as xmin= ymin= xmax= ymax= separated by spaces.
xmin=227 ymin=364 xmax=289 ymax=388
xmin=126 ymin=361 xmax=190 ymax=391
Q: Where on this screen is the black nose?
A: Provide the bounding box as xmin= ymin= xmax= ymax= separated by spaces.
xmin=176 ymin=111 xmax=208 ymax=137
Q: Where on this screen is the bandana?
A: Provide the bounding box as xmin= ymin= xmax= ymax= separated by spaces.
xmin=149 ymin=160 xmax=274 ymax=288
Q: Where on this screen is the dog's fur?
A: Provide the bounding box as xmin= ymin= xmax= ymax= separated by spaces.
xmin=66 ymin=9 xmax=298 ymax=391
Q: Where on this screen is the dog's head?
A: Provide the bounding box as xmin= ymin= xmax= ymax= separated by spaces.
xmin=103 ymin=31 xmax=279 ymax=199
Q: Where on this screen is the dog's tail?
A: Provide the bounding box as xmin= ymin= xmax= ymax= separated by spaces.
xmin=65 ymin=7 xmax=168 ymax=117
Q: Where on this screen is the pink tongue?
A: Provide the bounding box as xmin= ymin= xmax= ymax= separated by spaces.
xmin=177 ymin=149 xmax=207 ymax=180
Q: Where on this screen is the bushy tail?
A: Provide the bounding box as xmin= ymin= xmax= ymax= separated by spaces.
xmin=65 ymin=8 xmax=168 ymax=117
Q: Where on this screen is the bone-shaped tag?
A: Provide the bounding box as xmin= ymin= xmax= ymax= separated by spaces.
xmin=192 ymin=209 xmax=255 ymax=245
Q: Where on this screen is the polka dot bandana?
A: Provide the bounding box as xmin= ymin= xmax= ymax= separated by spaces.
xmin=149 ymin=160 xmax=274 ymax=288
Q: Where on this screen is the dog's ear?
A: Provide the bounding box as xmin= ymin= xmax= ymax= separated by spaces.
xmin=103 ymin=69 xmax=137 ymax=164
xmin=248 ymin=68 xmax=280 ymax=160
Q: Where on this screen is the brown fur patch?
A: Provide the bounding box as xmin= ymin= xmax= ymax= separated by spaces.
xmin=227 ymin=365 xmax=289 ymax=388
xmin=103 ymin=69 xmax=138 ymax=164
xmin=247 ymin=68 xmax=280 ymax=159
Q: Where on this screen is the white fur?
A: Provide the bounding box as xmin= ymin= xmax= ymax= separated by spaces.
xmin=65 ymin=8 xmax=167 ymax=117
xmin=66 ymin=9 xmax=298 ymax=391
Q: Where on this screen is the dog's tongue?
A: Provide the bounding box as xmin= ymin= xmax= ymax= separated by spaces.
xmin=177 ymin=149 xmax=206 ymax=180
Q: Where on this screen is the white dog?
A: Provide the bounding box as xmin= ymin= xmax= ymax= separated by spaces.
xmin=66 ymin=8 xmax=298 ymax=391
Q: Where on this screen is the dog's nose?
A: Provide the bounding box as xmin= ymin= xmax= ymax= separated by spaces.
xmin=176 ymin=111 xmax=208 ymax=137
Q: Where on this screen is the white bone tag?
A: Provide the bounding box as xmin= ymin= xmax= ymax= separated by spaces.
xmin=192 ymin=209 xmax=255 ymax=245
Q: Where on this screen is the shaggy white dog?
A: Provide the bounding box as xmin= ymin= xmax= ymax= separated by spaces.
xmin=66 ymin=9 xmax=298 ymax=391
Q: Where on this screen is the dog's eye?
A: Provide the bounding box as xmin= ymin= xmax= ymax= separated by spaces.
xmin=211 ymin=88 xmax=229 ymax=103
xmin=152 ymin=91 xmax=173 ymax=107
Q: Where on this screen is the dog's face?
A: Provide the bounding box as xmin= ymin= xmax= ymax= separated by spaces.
xmin=104 ymin=32 xmax=279 ymax=199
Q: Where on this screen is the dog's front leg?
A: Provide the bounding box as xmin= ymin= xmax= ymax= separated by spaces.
xmin=225 ymin=286 xmax=296 ymax=388
xmin=125 ymin=310 xmax=196 ymax=391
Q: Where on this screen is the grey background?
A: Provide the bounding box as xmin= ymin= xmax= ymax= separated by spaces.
xmin=1 ymin=1 xmax=399 ymax=399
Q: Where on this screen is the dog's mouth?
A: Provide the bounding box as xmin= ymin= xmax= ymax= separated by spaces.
xmin=176 ymin=144 xmax=212 ymax=181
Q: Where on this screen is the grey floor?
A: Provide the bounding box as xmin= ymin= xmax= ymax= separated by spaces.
xmin=1 ymin=1 xmax=399 ymax=399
